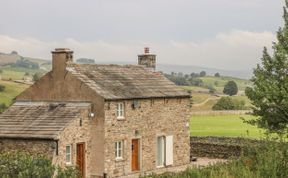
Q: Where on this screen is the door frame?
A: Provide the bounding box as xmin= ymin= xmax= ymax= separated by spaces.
xmin=76 ymin=142 xmax=86 ymax=178
xmin=131 ymin=138 xmax=141 ymax=172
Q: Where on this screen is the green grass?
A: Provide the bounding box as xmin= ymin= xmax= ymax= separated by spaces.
xmin=0 ymin=67 xmax=46 ymax=80
xmin=199 ymin=76 xmax=251 ymax=91
xmin=190 ymin=115 xmax=264 ymax=138
xmin=0 ymin=80 xmax=29 ymax=106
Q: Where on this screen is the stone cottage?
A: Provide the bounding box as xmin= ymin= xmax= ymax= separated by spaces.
xmin=0 ymin=48 xmax=191 ymax=178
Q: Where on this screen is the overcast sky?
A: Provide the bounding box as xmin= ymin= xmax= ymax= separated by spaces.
xmin=0 ymin=0 xmax=283 ymax=70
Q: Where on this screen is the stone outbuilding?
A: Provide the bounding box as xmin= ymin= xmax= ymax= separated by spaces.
xmin=0 ymin=48 xmax=191 ymax=178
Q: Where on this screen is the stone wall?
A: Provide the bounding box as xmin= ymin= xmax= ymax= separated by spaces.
xmin=104 ymin=98 xmax=191 ymax=177
xmin=53 ymin=109 xmax=92 ymax=176
xmin=0 ymin=139 xmax=55 ymax=159
xmin=190 ymin=136 xmax=261 ymax=159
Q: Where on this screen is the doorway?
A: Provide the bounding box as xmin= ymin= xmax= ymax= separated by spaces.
xmin=131 ymin=139 xmax=140 ymax=171
xmin=76 ymin=143 xmax=85 ymax=178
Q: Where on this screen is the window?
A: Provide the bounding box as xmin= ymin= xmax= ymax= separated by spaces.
xmin=115 ymin=141 xmax=123 ymax=160
xmin=66 ymin=145 xmax=72 ymax=164
xmin=156 ymin=135 xmax=173 ymax=167
xmin=117 ymin=102 xmax=124 ymax=119
xmin=156 ymin=136 xmax=165 ymax=167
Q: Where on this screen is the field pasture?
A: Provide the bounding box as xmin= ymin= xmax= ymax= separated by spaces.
xmin=190 ymin=114 xmax=263 ymax=138
xmin=0 ymin=80 xmax=29 ymax=106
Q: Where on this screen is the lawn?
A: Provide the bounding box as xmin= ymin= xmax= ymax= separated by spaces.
xmin=0 ymin=80 xmax=29 ymax=106
xmin=190 ymin=115 xmax=264 ymax=138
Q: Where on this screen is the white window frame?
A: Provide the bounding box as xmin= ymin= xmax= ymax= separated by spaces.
xmin=65 ymin=145 xmax=72 ymax=165
xmin=115 ymin=141 xmax=123 ymax=160
xmin=116 ymin=102 xmax=125 ymax=119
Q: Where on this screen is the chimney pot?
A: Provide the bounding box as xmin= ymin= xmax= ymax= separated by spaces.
xmin=144 ymin=47 xmax=150 ymax=54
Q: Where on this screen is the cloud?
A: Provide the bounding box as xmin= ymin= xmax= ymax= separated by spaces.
xmin=0 ymin=30 xmax=275 ymax=70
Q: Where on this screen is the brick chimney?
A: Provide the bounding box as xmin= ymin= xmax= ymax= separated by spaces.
xmin=51 ymin=48 xmax=73 ymax=75
xmin=138 ymin=47 xmax=156 ymax=71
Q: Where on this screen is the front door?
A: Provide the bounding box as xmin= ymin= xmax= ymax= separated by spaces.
xmin=131 ymin=139 xmax=140 ymax=171
xmin=77 ymin=143 xmax=85 ymax=178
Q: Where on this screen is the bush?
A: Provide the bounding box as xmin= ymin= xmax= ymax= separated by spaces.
xmin=0 ymin=85 xmax=5 ymax=92
xmin=212 ymin=97 xmax=246 ymax=110
xmin=145 ymin=140 xmax=288 ymax=178
xmin=208 ymin=85 xmax=216 ymax=94
xmin=212 ymin=97 xmax=235 ymax=110
xmin=0 ymin=103 xmax=7 ymax=113
xmin=0 ymin=152 xmax=80 ymax=178
xmin=33 ymin=73 xmax=42 ymax=82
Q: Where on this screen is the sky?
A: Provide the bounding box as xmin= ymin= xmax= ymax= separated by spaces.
xmin=0 ymin=0 xmax=284 ymax=71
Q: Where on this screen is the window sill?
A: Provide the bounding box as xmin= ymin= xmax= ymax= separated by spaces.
xmin=156 ymin=165 xmax=164 ymax=169
xmin=66 ymin=163 xmax=73 ymax=166
xmin=117 ymin=117 xmax=125 ymax=120
xmin=115 ymin=158 xmax=124 ymax=162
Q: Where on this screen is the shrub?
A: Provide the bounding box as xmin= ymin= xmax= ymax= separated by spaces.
xmin=0 ymin=85 xmax=5 ymax=92
xmin=145 ymin=140 xmax=288 ymax=178
xmin=212 ymin=97 xmax=235 ymax=110
xmin=33 ymin=72 xmax=42 ymax=82
xmin=0 ymin=103 xmax=7 ymax=113
xmin=208 ymin=85 xmax=216 ymax=94
xmin=212 ymin=97 xmax=246 ymax=110
xmin=0 ymin=152 xmax=80 ymax=178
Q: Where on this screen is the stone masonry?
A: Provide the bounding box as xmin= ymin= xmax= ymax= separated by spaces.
xmin=104 ymin=98 xmax=191 ymax=177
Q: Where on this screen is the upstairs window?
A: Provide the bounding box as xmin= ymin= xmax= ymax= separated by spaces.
xmin=117 ymin=102 xmax=125 ymax=119
xmin=66 ymin=145 xmax=72 ymax=165
xmin=115 ymin=141 xmax=123 ymax=160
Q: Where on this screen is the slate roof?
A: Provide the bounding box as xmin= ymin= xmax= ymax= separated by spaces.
xmin=66 ymin=63 xmax=190 ymax=100
xmin=0 ymin=102 xmax=90 ymax=140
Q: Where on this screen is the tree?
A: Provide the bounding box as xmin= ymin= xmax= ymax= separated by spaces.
xmin=0 ymin=69 xmax=3 ymax=74
xmin=199 ymin=71 xmax=206 ymax=77
xmin=208 ymin=85 xmax=216 ymax=94
xmin=214 ymin=72 xmax=220 ymax=77
xmin=223 ymin=81 xmax=238 ymax=96
xmin=32 ymin=72 xmax=41 ymax=82
xmin=245 ymin=1 xmax=288 ymax=135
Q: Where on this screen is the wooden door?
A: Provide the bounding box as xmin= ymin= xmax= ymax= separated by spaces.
xmin=131 ymin=139 xmax=140 ymax=171
xmin=77 ymin=143 xmax=85 ymax=178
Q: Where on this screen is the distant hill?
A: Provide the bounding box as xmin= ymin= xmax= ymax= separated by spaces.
xmin=0 ymin=51 xmax=51 ymax=71
xmin=156 ymin=64 xmax=252 ymax=80
xmin=0 ymin=51 xmax=22 ymax=66
xmin=0 ymin=51 xmax=252 ymax=79
xmin=81 ymin=60 xmax=252 ymax=79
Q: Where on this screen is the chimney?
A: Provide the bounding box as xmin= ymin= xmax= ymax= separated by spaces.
xmin=51 ymin=48 xmax=73 ymax=75
xmin=138 ymin=47 xmax=156 ymax=71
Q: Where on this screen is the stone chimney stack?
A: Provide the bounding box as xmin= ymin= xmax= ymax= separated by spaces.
xmin=138 ymin=47 xmax=156 ymax=71
xmin=51 ymin=48 xmax=73 ymax=75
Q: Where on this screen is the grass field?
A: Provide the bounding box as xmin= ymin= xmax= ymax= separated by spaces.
xmin=0 ymin=67 xmax=46 ymax=80
xmin=199 ymin=76 xmax=252 ymax=91
xmin=0 ymin=80 xmax=29 ymax=106
xmin=190 ymin=114 xmax=264 ymax=138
